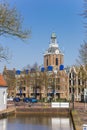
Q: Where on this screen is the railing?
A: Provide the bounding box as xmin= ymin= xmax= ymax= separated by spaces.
xmin=51 ymin=102 xmax=69 ymax=108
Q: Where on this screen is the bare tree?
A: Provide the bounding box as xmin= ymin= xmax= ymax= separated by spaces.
xmin=78 ymin=0 xmax=87 ymax=65
xmin=0 ymin=2 xmax=30 ymax=39
xmin=0 ymin=1 xmax=31 ymax=62
xmin=32 ymin=62 xmax=40 ymax=71
xmin=0 ymin=45 xmax=9 ymax=61
xmin=77 ymin=41 xmax=87 ymax=103
xmin=78 ymin=41 xmax=87 ymax=65
xmin=82 ymin=0 xmax=87 ymax=30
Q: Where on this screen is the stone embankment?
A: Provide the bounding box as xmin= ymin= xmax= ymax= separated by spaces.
xmin=16 ymin=107 xmax=69 ymax=116
xmin=15 ymin=102 xmax=70 ymax=116
xmin=0 ymin=107 xmax=16 ymax=118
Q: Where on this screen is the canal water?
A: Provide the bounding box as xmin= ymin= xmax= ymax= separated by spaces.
xmin=0 ymin=115 xmax=74 ymax=130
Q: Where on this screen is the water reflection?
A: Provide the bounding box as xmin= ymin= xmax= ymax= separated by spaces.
xmin=52 ymin=118 xmax=73 ymax=130
xmin=0 ymin=118 xmax=7 ymax=130
xmin=0 ymin=115 xmax=74 ymax=130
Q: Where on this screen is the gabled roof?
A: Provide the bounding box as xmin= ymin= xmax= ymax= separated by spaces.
xmin=0 ymin=74 xmax=7 ymax=87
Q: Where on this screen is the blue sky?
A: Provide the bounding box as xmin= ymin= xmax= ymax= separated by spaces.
xmin=0 ymin=0 xmax=85 ymax=72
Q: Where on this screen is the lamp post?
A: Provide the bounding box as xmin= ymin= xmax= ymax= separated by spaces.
xmin=54 ymin=76 xmax=56 ymax=101
xmin=19 ymin=83 xmax=22 ymax=98
xmin=71 ymin=73 xmax=74 ymax=109
xmin=54 ymin=71 xmax=57 ymax=102
xmin=84 ymin=88 xmax=87 ymax=111
xmin=71 ymin=84 xmax=75 ymax=110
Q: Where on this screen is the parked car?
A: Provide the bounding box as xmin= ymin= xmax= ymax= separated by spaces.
xmin=23 ymin=97 xmax=38 ymax=103
xmin=7 ymin=97 xmax=13 ymax=101
xmin=23 ymin=97 xmax=30 ymax=103
xmin=13 ymin=97 xmax=20 ymax=102
xmin=30 ymin=98 xmax=38 ymax=103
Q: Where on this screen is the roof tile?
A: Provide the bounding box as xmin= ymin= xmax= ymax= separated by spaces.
xmin=0 ymin=74 xmax=7 ymax=87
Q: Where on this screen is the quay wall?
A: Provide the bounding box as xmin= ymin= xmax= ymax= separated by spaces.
xmin=0 ymin=107 xmax=16 ymax=118
xmin=16 ymin=107 xmax=70 ymax=116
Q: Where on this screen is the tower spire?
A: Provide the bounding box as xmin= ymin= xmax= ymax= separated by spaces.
xmin=44 ymin=33 xmax=64 ymax=70
xmin=49 ymin=32 xmax=58 ymax=48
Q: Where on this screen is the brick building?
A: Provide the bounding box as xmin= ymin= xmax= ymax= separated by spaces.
xmin=3 ymin=33 xmax=69 ymax=101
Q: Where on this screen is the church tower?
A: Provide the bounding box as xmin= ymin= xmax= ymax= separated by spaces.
xmin=44 ymin=33 xmax=64 ymax=70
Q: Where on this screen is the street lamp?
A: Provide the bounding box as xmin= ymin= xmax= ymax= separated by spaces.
xmin=72 ymin=89 xmax=74 ymax=110
xmin=84 ymin=88 xmax=87 ymax=110
xmin=54 ymin=70 xmax=57 ymax=102
xmin=19 ymin=83 xmax=22 ymax=97
xmin=72 ymin=72 xmax=75 ymax=110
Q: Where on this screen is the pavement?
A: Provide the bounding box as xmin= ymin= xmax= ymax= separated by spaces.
xmin=70 ymin=102 xmax=87 ymax=125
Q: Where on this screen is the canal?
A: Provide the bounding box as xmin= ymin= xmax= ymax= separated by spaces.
xmin=0 ymin=115 xmax=74 ymax=130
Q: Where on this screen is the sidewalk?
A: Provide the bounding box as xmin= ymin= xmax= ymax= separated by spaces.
xmin=71 ymin=102 xmax=87 ymax=124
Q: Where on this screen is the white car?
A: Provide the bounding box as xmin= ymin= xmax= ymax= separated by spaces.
xmin=7 ymin=97 xmax=13 ymax=101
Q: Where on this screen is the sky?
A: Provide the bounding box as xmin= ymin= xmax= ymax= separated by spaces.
xmin=0 ymin=0 xmax=85 ymax=72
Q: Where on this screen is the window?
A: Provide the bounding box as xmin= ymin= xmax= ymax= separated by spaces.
xmin=52 ymin=38 xmax=55 ymax=43
xmin=47 ymin=59 xmax=48 ymax=66
xmin=3 ymin=91 xmax=6 ymax=104
xmin=72 ymin=87 xmax=74 ymax=93
xmin=48 ymin=78 xmax=52 ymax=82
xmin=69 ymin=80 xmax=71 ymax=85
xmin=58 ymin=85 xmax=60 ymax=90
xmin=69 ymin=73 xmax=71 ymax=78
xmin=72 ymin=72 xmax=75 ymax=78
xmin=73 ymin=80 xmax=75 ymax=85
xmin=78 ymin=88 xmax=80 ymax=93
xmin=69 ymin=87 xmax=71 ymax=93
xmin=56 ymin=58 xmax=58 ymax=65
xmin=78 ymin=79 xmax=80 ymax=85
xmin=24 ymin=80 xmax=26 ymax=85
xmin=57 ymin=78 xmax=60 ymax=83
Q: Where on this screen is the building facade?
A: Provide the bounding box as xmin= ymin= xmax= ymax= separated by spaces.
xmin=14 ymin=69 xmax=68 ymax=101
xmin=0 ymin=74 xmax=8 ymax=110
xmin=68 ymin=65 xmax=87 ymax=102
